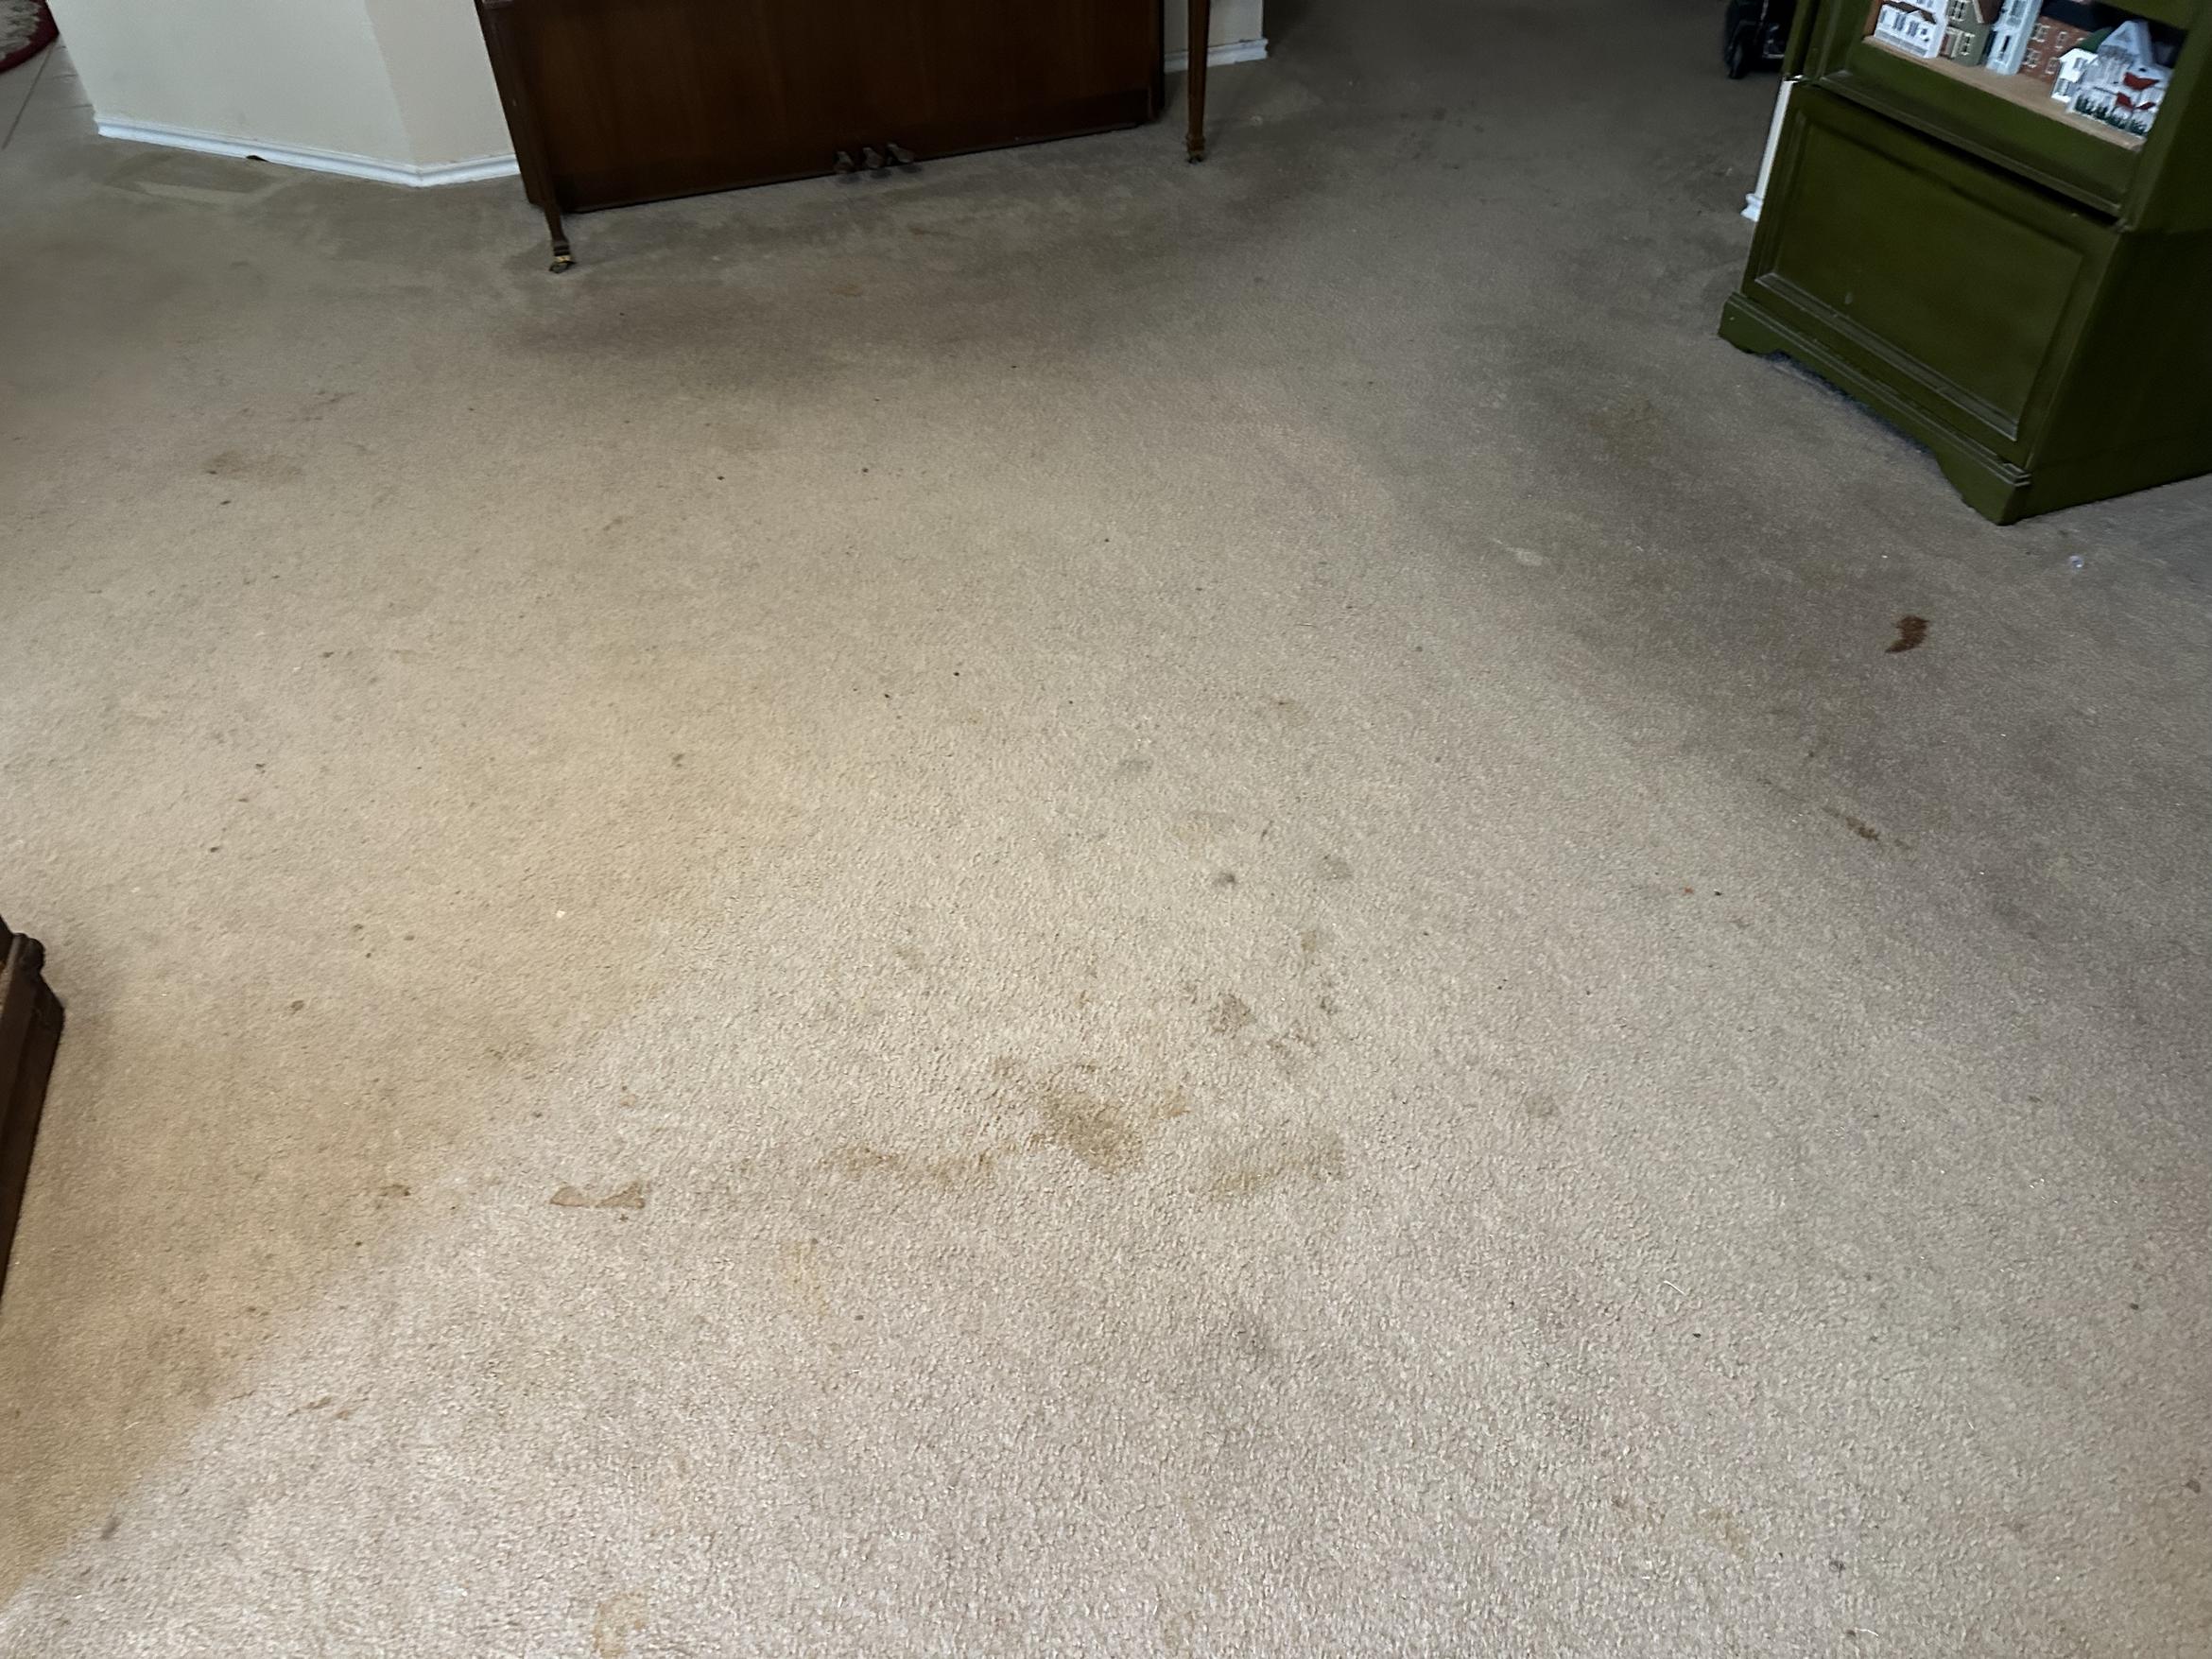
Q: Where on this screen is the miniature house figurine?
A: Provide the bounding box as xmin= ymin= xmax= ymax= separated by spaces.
xmin=1986 ymin=0 xmax=2038 ymax=74
xmin=1874 ymin=0 xmax=1947 ymax=57
xmin=2051 ymin=43 xmax=2097 ymax=103
xmin=2071 ymin=20 xmax=2170 ymax=134
xmin=1942 ymin=0 xmax=2002 ymax=64
xmin=2019 ymin=0 xmax=2100 ymax=84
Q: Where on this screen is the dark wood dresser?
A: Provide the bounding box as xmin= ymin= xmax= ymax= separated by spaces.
xmin=475 ymin=0 xmax=1210 ymax=268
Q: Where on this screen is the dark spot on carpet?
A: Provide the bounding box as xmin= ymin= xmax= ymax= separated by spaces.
xmin=550 ymin=1181 xmax=648 ymax=1210
xmin=1887 ymin=614 xmax=1929 ymax=653
xmin=1035 ymin=1083 xmax=1145 ymax=1173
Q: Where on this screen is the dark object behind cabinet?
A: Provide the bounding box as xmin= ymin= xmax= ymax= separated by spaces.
xmin=475 ymin=0 xmax=1166 ymax=231
xmin=0 ymin=916 xmax=64 ymax=1299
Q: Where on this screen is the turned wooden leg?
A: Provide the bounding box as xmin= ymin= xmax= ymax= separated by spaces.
xmin=476 ymin=0 xmax=576 ymax=270
xmin=1186 ymin=0 xmax=1211 ymax=161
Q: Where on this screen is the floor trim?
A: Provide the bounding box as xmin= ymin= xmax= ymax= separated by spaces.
xmin=95 ymin=40 xmax=1268 ymax=188
xmin=1166 ymin=37 xmax=1270 ymax=73
xmin=93 ymin=119 xmax=520 ymax=188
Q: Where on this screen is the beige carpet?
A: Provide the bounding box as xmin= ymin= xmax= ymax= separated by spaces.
xmin=2 ymin=2 xmax=2207 ymax=1653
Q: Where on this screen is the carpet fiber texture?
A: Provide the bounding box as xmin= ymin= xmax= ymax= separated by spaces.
xmin=0 ymin=2 xmax=2207 ymax=1653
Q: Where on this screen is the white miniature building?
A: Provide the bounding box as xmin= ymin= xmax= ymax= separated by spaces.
xmin=1986 ymin=0 xmax=2038 ymax=75
xmin=2051 ymin=43 xmax=2095 ymax=104
xmin=1874 ymin=0 xmax=1947 ymax=58
xmin=2070 ymin=20 xmax=2169 ymax=135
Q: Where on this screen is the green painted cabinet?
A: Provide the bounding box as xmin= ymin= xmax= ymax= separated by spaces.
xmin=1721 ymin=0 xmax=2212 ymax=521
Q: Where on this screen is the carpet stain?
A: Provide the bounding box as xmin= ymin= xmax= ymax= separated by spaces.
xmin=1034 ymin=1082 xmax=1146 ymax=1173
xmin=550 ymin=1181 xmax=648 ymax=1211
xmin=1209 ymin=992 xmax=1256 ymax=1035
xmin=1204 ymin=1131 xmax=1347 ymax=1199
xmin=1823 ymin=805 xmax=1881 ymax=841
xmin=592 ymin=1591 xmax=648 ymax=1658
xmin=1317 ymin=853 xmax=1355 ymax=881
xmin=821 ymin=1143 xmax=1000 ymax=1190
xmin=1695 ymin=1505 xmax=1753 ymax=1559
xmin=1887 ymin=614 xmax=1930 ymax=653
xmin=200 ymin=447 xmax=302 ymax=483
xmin=777 ymin=1240 xmax=832 ymax=1320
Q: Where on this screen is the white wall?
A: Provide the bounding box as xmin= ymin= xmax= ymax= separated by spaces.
xmin=364 ymin=0 xmax=510 ymax=168
xmin=1169 ymin=0 xmax=1269 ymax=62
xmin=50 ymin=0 xmax=411 ymax=164
xmin=53 ymin=0 xmax=1263 ymax=180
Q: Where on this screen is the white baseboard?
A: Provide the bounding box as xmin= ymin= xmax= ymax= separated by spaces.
xmin=94 ymin=119 xmax=519 ymax=189
xmin=1166 ymin=37 xmax=1270 ymax=73
xmin=95 ymin=42 xmax=1268 ymax=189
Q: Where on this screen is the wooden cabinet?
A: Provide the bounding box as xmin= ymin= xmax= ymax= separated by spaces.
xmin=0 ymin=917 xmax=63 ymax=1298
xmin=1721 ymin=0 xmax=2212 ymax=521
xmin=475 ymin=0 xmax=1184 ymax=267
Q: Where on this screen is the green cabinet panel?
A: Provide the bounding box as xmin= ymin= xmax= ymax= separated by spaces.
xmin=1762 ymin=103 xmax=2091 ymax=438
xmin=1724 ymin=0 xmax=2212 ymax=522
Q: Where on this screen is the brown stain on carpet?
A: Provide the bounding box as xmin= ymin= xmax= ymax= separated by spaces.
xmin=1035 ymin=1081 xmax=1147 ymax=1172
xmin=777 ymin=1240 xmax=832 ymax=1320
xmin=1209 ymin=992 xmax=1256 ymax=1035
xmin=550 ymin=1180 xmax=648 ymax=1211
xmin=1823 ymin=805 xmax=1881 ymax=842
xmin=1694 ymin=1505 xmax=1753 ymax=1559
xmin=1019 ymin=1067 xmax=1190 ymax=1175
xmin=593 ymin=1590 xmax=648 ymax=1658
xmin=821 ymin=1143 xmax=1002 ymax=1190
xmin=201 ymin=447 xmax=303 ymax=483
xmin=1204 ymin=1131 xmax=1347 ymax=1199
xmin=1887 ymin=614 xmax=1929 ymax=653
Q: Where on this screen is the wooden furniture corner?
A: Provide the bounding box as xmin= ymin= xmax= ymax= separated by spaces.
xmin=0 ymin=916 xmax=64 ymax=1298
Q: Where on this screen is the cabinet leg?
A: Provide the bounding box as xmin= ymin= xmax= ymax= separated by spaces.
xmin=1186 ymin=0 xmax=1211 ymax=161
